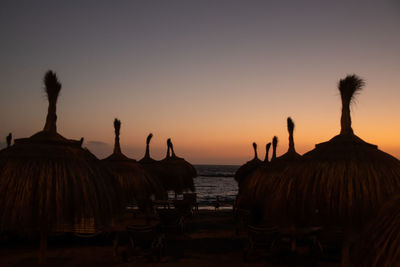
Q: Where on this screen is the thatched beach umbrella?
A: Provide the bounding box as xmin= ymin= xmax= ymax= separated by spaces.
xmin=234 ymin=142 xmax=262 ymax=189
xmin=167 ymin=138 xmax=196 ymax=192
xmin=343 ymin=196 xmax=400 ymax=267
xmin=239 ymin=117 xmax=302 ymax=217
xmin=265 ymin=75 xmax=400 ymax=228
xmin=0 ymin=71 xmax=123 ymax=263
xmin=102 ymin=119 xmax=164 ymax=208
xmin=139 ymin=134 xmax=182 ymax=195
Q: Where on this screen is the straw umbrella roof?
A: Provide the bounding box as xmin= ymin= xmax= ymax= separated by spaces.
xmin=234 ymin=142 xmax=262 ymax=187
xmin=166 ymin=138 xmax=196 ymax=192
xmin=239 ymin=117 xmax=301 ymax=210
xmin=343 ymin=196 xmax=400 ymax=267
xmin=264 ymin=75 xmax=400 ymax=228
xmin=102 ymin=119 xmax=165 ymax=205
xmin=139 ymin=134 xmax=183 ymax=194
xmin=0 ymin=71 xmax=123 ymax=232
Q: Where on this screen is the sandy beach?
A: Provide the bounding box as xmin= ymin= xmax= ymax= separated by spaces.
xmin=0 ymin=210 xmax=342 ymax=267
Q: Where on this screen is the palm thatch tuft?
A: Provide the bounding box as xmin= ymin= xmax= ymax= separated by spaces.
xmin=6 ymin=133 xmax=12 ymax=148
xmin=287 ymin=117 xmax=295 ymax=152
xmin=142 ymin=133 xmax=153 ymax=160
xmin=169 ymin=138 xmax=182 ymax=160
xmin=276 ymin=117 xmax=301 ymax=162
xmin=147 ymin=133 xmax=153 ymax=145
xmin=113 ymin=118 xmax=121 ymax=154
xmin=339 ymin=74 xmax=365 ymax=135
xmin=252 ymin=142 xmax=258 ymax=159
xmin=271 ymin=136 xmax=278 ymax=161
xmin=165 ymin=138 xmax=171 ymax=158
xmin=264 ymin=142 xmax=271 ymax=163
xmin=43 ymin=70 xmax=62 ymax=133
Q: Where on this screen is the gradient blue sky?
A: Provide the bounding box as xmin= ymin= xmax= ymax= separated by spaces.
xmin=1 ymin=0 xmax=399 ymax=164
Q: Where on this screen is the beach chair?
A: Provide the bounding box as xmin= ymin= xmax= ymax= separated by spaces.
xmin=126 ymin=224 xmax=164 ymax=261
xmin=243 ymin=224 xmax=280 ymax=262
xmin=156 ymin=208 xmax=185 ymax=235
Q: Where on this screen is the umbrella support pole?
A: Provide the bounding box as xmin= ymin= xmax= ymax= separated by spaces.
xmin=39 ymin=231 xmax=47 ymax=265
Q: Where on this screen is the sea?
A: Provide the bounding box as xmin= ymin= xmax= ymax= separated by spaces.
xmin=168 ymin=165 xmax=239 ymax=210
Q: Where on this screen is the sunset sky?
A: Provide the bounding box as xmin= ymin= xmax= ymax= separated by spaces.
xmin=1 ymin=0 xmax=399 ymax=164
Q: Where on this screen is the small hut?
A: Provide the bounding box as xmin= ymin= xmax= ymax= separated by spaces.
xmin=0 ymin=71 xmax=123 ymax=263
xmin=343 ymin=196 xmax=400 ymax=267
xmin=264 ymin=75 xmax=400 ymax=228
xmin=102 ymin=119 xmax=165 ymax=209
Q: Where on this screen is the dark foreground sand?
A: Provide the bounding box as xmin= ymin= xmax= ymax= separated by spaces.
xmin=0 ymin=210 xmax=340 ymax=266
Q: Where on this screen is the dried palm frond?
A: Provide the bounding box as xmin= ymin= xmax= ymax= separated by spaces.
xmin=339 ymin=74 xmax=365 ymax=135
xmin=43 ymin=71 xmax=61 ymax=133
